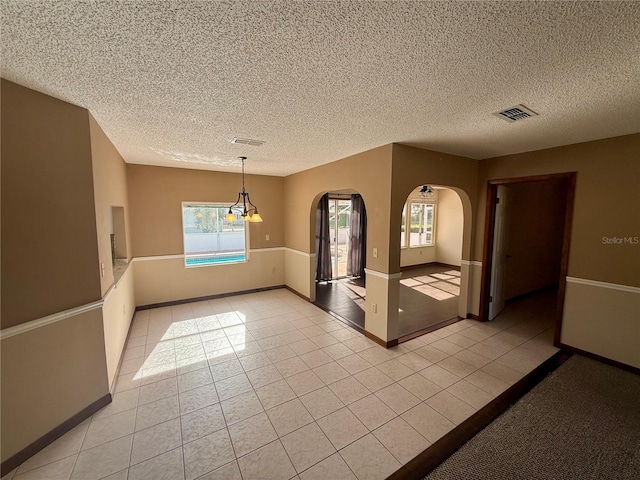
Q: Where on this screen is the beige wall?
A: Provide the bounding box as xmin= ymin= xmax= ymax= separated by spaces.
xmin=435 ymin=188 xmax=463 ymax=266
xmin=1 ymin=309 xmax=109 ymax=463
xmin=133 ymin=250 xmax=285 ymax=306
xmin=126 ymin=164 xmax=285 ymax=305
xmin=1 ymin=80 xmax=102 ymax=328
xmin=89 ymin=114 xmax=132 ymax=297
xmin=475 ymin=133 xmax=640 ymax=367
xmin=102 ymin=266 xmax=136 ymax=389
xmin=474 ymin=134 xmax=640 ymax=287
xmin=562 ymin=281 xmax=639 ymax=368
xmin=390 ymin=144 xmax=478 ymax=271
xmin=503 ymin=179 xmax=566 ymax=299
xmin=127 ymin=164 xmax=284 ymax=257
xmin=284 ymin=145 xmax=394 ymax=272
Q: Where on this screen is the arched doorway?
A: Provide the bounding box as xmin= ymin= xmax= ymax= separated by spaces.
xmin=313 ymin=190 xmax=368 ymax=330
xmin=397 ymin=184 xmax=465 ymax=338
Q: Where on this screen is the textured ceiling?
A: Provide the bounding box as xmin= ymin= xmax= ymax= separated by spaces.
xmin=2 ymin=1 xmax=640 ymax=176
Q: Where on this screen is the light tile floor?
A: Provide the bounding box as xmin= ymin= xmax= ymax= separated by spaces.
xmin=4 ymin=289 xmax=559 ymax=480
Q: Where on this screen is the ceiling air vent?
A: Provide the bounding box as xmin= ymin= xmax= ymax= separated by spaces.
xmin=493 ymin=104 xmax=538 ymax=123
xmin=231 ymin=137 xmax=266 ymax=146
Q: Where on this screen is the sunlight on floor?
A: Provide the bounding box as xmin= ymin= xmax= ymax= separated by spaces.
xmin=401 ymin=270 xmax=461 ymax=301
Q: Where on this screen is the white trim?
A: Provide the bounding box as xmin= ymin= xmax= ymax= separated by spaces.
xmin=132 ymin=254 xmax=185 ymax=262
xmin=250 ymin=247 xmax=286 ymax=253
xmin=461 ymin=260 xmax=482 ymax=267
xmin=103 ymin=263 xmax=133 ymax=302
xmin=0 ymin=300 xmax=104 ymax=340
xmin=566 ymin=277 xmax=640 ymax=294
xmin=284 ymin=247 xmax=315 ymax=258
xmin=364 ymin=268 xmax=403 ymax=280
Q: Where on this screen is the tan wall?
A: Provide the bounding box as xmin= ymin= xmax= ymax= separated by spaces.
xmin=435 ymin=188 xmax=464 ymax=267
xmin=102 ymin=265 xmax=136 ymax=389
xmin=474 ymin=134 xmax=640 ymax=287
xmin=562 ymin=281 xmax=640 ymax=368
xmin=475 ymin=133 xmax=640 ymax=367
xmin=1 ymin=80 xmax=101 ymax=328
xmin=284 ymin=249 xmax=315 ymax=300
xmin=0 ymin=309 xmax=109 ymax=463
xmin=504 ymin=179 xmax=566 ymax=299
xmin=133 ymin=250 xmax=285 ymax=306
xmin=284 ymin=145 xmax=394 ymax=272
xmin=390 ymin=144 xmax=478 ymax=272
xmin=89 ymin=113 xmax=132 ymax=297
xmin=127 ymin=164 xmax=284 ymax=258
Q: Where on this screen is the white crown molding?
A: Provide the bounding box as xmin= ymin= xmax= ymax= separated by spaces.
xmin=566 ymin=277 xmax=640 ymax=294
xmin=1 ymin=300 xmax=104 ymax=341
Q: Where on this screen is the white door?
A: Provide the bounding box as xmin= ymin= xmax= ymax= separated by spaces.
xmin=488 ymin=186 xmax=510 ymax=320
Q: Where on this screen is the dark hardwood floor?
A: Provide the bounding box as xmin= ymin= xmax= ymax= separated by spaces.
xmin=313 ymin=263 xmax=461 ymax=337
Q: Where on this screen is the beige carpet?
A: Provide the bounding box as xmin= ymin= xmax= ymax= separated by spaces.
xmin=424 ymin=355 xmax=640 ymax=480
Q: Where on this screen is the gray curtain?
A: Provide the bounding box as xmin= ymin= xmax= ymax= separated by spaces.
xmin=347 ymin=194 xmax=367 ymax=278
xmin=315 ymin=193 xmax=332 ymax=281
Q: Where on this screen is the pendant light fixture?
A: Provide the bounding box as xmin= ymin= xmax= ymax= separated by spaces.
xmin=225 ymin=156 xmax=263 ymax=223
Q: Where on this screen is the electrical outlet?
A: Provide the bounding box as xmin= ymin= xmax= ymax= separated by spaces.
xmin=373 ymin=247 xmax=378 ymax=258
xmin=266 ymin=234 xmax=270 ymax=241
xmin=101 ymin=263 xmax=105 ymax=277
xmin=371 ymin=303 xmax=377 ymax=313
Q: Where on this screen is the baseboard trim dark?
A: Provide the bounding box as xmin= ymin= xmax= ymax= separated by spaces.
xmin=284 ymin=285 xmax=310 ymax=302
xmin=466 ymin=313 xmax=481 ymax=321
xmin=364 ymin=330 xmax=399 ymax=349
xmin=387 ymin=349 xmax=572 ymax=480
xmin=400 ymin=262 xmax=460 ymax=272
xmin=312 ymin=301 xmax=366 ymax=335
xmin=398 ymin=317 xmax=462 ymax=344
xmin=558 ymin=343 xmax=639 ymax=375
xmin=1 ymin=393 xmax=112 ymax=476
xmin=136 ymin=285 xmax=287 ymax=310
xmin=505 ymin=284 xmax=559 ymax=305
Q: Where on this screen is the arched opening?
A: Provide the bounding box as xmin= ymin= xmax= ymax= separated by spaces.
xmin=397 ymin=184 xmax=466 ymax=338
xmin=312 ymin=190 xmax=368 ymax=331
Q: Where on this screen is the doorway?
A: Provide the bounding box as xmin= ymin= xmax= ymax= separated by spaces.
xmin=480 ymin=173 xmax=576 ymax=345
xmin=397 ymin=185 xmax=465 ymax=338
xmin=328 ymin=198 xmax=351 ymax=280
xmin=314 ymin=193 xmax=368 ymax=330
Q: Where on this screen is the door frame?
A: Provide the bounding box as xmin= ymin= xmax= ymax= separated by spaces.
xmin=478 ymin=172 xmax=577 ymax=346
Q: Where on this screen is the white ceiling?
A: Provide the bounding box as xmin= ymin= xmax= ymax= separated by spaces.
xmin=2 ymin=1 xmax=640 ymax=176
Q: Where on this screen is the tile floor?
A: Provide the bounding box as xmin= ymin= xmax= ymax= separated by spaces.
xmin=3 ymin=289 xmax=559 ymax=480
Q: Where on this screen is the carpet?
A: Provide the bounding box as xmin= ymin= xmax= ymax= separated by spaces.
xmin=423 ymin=355 xmax=640 ymax=480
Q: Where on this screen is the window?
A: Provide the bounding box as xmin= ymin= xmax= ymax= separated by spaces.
xmin=401 ymin=201 xmax=435 ymax=247
xmin=182 ymin=203 xmax=247 ymax=266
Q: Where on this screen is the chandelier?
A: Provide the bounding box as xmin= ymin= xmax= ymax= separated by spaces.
xmin=225 ymin=156 xmax=263 ymax=222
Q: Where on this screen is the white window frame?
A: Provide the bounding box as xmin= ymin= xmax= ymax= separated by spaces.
xmin=401 ymin=199 xmax=436 ymax=248
xmin=181 ymin=202 xmax=250 ymax=267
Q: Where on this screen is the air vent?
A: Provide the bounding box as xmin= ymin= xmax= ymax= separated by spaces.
xmin=493 ymin=104 xmax=538 ymax=122
xmin=231 ymin=137 xmax=266 ymax=146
